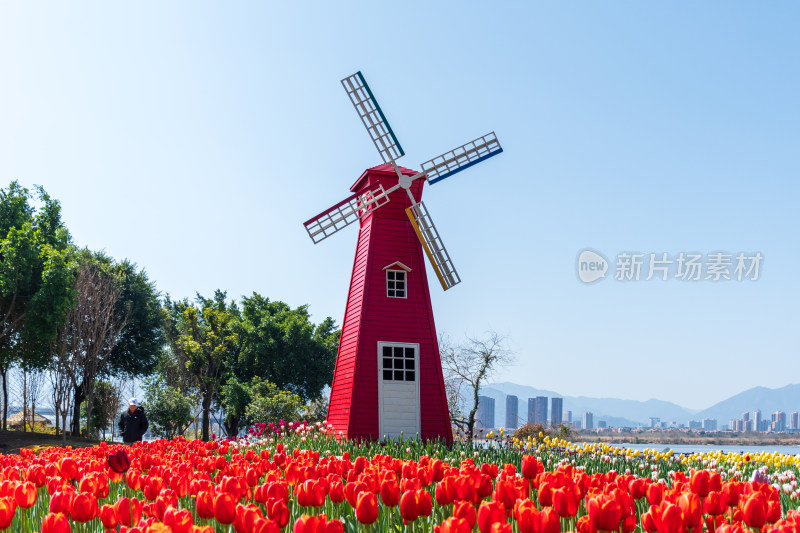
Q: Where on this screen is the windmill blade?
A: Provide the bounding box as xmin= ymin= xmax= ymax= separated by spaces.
xmin=341 ymin=71 xmax=405 ymax=163
xmin=406 ymin=201 xmax=461 ymax=291
xmin=421 ymin=132 xmax=502 ymax=185
xmin=304 ymin=185 xmax=392 ymax=244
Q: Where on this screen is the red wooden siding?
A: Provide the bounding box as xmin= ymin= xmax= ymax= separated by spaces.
xmin=327 ymin=165 xmax=452 ymax=443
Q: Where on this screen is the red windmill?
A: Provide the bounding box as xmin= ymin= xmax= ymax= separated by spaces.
xmin=303 ymin=72 xmax=502 ymax=442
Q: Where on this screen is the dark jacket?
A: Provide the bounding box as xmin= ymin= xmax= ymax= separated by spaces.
xmin=118 ymin=406 xmax=149 ymax=443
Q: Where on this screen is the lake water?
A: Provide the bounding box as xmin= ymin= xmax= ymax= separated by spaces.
xmin=616 ymin=443 xmax=800 ymax=456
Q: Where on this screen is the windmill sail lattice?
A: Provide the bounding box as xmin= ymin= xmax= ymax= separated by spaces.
xmin=406 ymin=201 xmax=461 ymax=290
xmin=341 ymin=72 xmax=405 ymax=163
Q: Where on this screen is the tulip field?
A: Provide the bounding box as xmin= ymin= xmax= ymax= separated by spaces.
xmin=1 ymin=423 xmax=800 ymax=533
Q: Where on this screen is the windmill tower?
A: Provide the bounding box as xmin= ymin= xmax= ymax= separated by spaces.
xmin=304 ymin=72 xmax=502 ymax=442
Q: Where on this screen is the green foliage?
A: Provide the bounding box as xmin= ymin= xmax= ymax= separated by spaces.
xmin=87 ymin=381 xmax=121 ymax=437
xmin=108 ymin=260 xmax=164 ymax=378
xmin=143 ymin=375 xmax=196 ymax=439
xmin=0 ymin=182 xmax=76 ymax=367
xmin=233 ymin=293 xmax=339 ymax=402
xmin=244 ymin=378 xmax=304 ymax=427
xmin=163 ymin=290 xmax=238 ymax=440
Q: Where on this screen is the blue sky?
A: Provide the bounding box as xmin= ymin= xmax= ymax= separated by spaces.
xmin=1 ymin=3 xmax=797 ymax=410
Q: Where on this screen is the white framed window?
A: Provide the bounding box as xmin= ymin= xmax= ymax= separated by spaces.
xmin=386 ymin=270 xmax=406 ymax=298
xmin=380 ymin=344 xmax=417 ymax=382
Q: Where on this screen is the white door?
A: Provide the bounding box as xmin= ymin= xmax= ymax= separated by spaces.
xmin=378 ymin=342 xmax=420 ymax=439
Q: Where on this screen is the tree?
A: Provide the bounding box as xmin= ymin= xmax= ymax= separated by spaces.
xmin=244 ymin=378 xmax=304 ymax=427
xmin=232 ymin=293 xmax=339 ymax=401
xmin=164 ymin=291 xmax=237 ymax=441
xmin=88 ymin=381 xmax=122 ymax=440
xmin=0 ymin=182 xmax=75 ymax=429
xmin=142 ymin=375 xmax=195 ymax=439
xmin=440 ymin=332 xmax=513 ymax=442
xmin=63 ymin=257 xmax=130 ymax=437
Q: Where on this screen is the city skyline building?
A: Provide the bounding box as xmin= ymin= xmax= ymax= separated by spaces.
xmin=583 ymin=411 xmax=593 ymax=430
xmin=476 ymin=395 xmax=495 ymax=430
xmin=551 ymin=397 xmax=563 ymax=427
xmin=506 ymin=395 xmax=519 ymax=429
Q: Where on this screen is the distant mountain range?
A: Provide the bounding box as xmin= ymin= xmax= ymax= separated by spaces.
xmin=480 ymin=382 xmax=800 ymax=428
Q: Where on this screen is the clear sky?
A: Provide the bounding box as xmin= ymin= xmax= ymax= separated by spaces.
xmin=1 ymin=3 xmax=797 ymax=411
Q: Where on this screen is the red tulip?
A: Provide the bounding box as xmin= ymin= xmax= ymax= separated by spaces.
xmin=70 ymin=491 xmax=98 ymax=523
xmin=49 ymin=489 xmax=73 ymax=517
xmin=329 ymin=481 xmax=344 ymax=504
xmin=267 ymin=498 xmax=290 ymax=528
xmin=0 ymin=497 xmax=15 ymax=530
xmin=493 ymin=479 xmax=518 ymax=511
xmin=355 ymin=491 xmax=378 ymax=524
xmin=14 ymin=481 xmax=36 ymax=508
xmin=293 ymin=514 xmax=343 ymax=533
xmin=381 ymin=479 xmax=402 ymax=507
xmin=297 ymin=479 xmax=326 ymax=507
xmin=629 ymin=478 xmax=647 ymax=500
xmin=723 ymin=481 xmax=742 ymax=507
xmin=678 ymin=492 xmax=702 ymax=531
xmin=440 ymin=517 xmax=473 ymax=533
xmin=540 ymin=506 xmax=562 ymax=533
xmin=587 ymin=494 xmax=622 ymax=532
xmin=689 ymin=470 xmax=710 ymax=498
xmin=704 ymin=491 xmax=727 ymax=516
xmin=114 ymin=496 xmax=143 ymax=527
xmin=214 ymin=492 xmax=237 ymax=525
xmin=477 ymin=501 xmax=506 ymax=533
xmin=553 ymin=484 xmax=580 ymax=518
xmin=522 ymin=456 xmax=543 ymax=479
xmin=641 ymin=510 xmax=657 ymax=533
xmin=647 ymin=482 xmax=665 ymax=506
xmin=100 ymin=504 xmax=119 ymax=529
xmin=453 ymin=500 xmax=477 ymax=528
xmin=514 ymin=499 xmax=541 ymax=533
xmin=435 ymin=477 xmax=455 ymax=506
xmin=658 ymin=503 xmax=684 ymax=533
xmin=196 ymin=490 xmax=215 ymax=520
xmin=41 ymin=512 xmax=71 ymax=533
xmin=766 ymin=500 xmax=782 ymax=524
xmin=164 ymin=506 xmax=194 ymax=533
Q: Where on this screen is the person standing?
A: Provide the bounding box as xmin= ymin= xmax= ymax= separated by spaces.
xmin=119 ymin=398 xmax=149 ymax=444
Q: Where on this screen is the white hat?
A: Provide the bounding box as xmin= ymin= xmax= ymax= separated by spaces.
xmin=128 ymin=397 xmax=139 ymax=406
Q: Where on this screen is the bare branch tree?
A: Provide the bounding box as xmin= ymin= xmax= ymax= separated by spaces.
xmin=50 ymin=330 xmax=78 ymax=443
xmin=57 ymin=262 xmax=130 ymax=438
xmin=440 ymin=331 xmax=513 ymax=443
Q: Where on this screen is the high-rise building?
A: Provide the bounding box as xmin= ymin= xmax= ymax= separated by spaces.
xmin=702 ymin=418 xmax=717 ymax=431
xmin=649 ymin=417 xmax=660 ymax=428
xmin=772 ymin=411 xmax=786 ymax=432
xmin=754 ymin=410 xmax=762 ymax=432
xmin=476 ymin=396 xmax=495 ymax=430
xmin=729 ymin=419 xmax=738 ymax=432
xmin=583 ymin=411 xmax=593 ymax=430
xmin=566 ymin=410 xmax=572 ymax=423
xmin=527 ymin=398 xmax=535 ymax=424
xmin=551 ymin=398 xmax=563 ymax=427
xmin=791 ymin=412 xmax=799 ymax=431
xmin=688 ymin=420 xmax=702 ymax=430
xmin=533 ymin=396 xmax=548 ymax=425
xmin=505 ymin=395 xmax=519 ymax=429
xmin=742 ymin=412 xmax=750 ymax=424
xmin=597 ymin=420 xmax=607 ymax=429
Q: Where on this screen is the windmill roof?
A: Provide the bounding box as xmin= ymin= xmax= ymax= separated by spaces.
xmin=350 ymin=163 xmax=420 ymax=192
